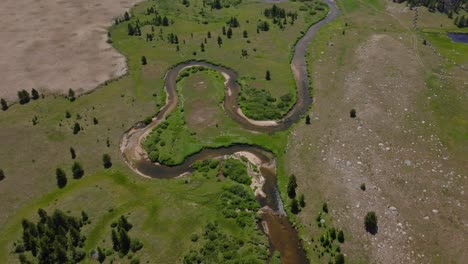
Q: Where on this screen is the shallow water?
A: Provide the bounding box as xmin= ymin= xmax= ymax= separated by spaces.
xmin=447 ymin=32 xmax=468 ymax=43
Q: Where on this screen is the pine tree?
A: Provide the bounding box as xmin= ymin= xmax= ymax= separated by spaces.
xmin=72 ymin=162 xmax=84 ymax=179
xmin=0 ymin=98 xmax=7 ymax=111
xmin=337 ymin=230 xmax=345 ymax=243
xmin=227 ymin=27 xmax=233 ymax=39
xmin=141 ymin=56 xmax=147 ymax=65
xmin=287 ymin=174 xmax=297 ymax=198
xmin=217 ymin=36 xmax=223 ymax=47
xmin=162 ymin=16 xmax=169 ymax=26
xmin=265 ymin=70 xmax=271 ymax=80
xmin=119 ymin=229 xmax=131 ymax=254
xmin=68 ymin=89 xmax=76 ymax=102
xmin=112 ymin=229 xmax=120 ymax=251
xmin=207 ymin=31 xmax=211 ymax=38
xmin=290 ymin=198 xmax=299 ymax=214
xmin=0 ymin=169 xmax=5 ymax=181
xmin=222 ymin=26 xmax=226 ymax=35
xmin=103 ymin=154 xmax=112 ymax=169
xmin=17 ymin=90 xmax=31 ymax=105
xmin=97 ymin=247 xmax=106 ymax=263
xmin=299 ymin=193 xmax=305 ymax=207
xmin=73 ymin=122 xmax=81 ymax=134
xmin=31 ymin=89 xmax=39 ymax=100
xmin=364 ymin=211 xmax=378 ymax=234
xmin=201 ymin=43 xmax=205 ymax=52
xmin=93 ymin=117 xmax=98 ymax=125
xmin=243 ymin=30 xmax=248 ymax=38
xmin=56 ymin=168 xmax=67 ymax=188
xmin=305 ymin=114 xmax=311 ymax=125
xmin=70 ymin=147 xmax=76 ymax=159
xmin=124 ymin=11 xmax=131 ymax=21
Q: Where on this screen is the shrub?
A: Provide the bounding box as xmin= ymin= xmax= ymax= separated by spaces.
xmin=72 ymin=162 xmax=84 ymax=179
xmin=56 ymin=168 xmax=67 ymax=188
xmin=141 ymin=56 xmax=147 ymax=65
xmin=73 ymin=122 xmax=81 ymax=134
xmin=360 ymin=183 xmax=366 ymax=191
xmin=350 ymin=109 xmax=356 ymax=118
xmin=102 ymin=154 xmax=112 ymax=169
xmin=335 ymin=253 xmax=345 ymax=264
xmin=68 ymin=89 xmax=76 ymax=102
xmin=322 ymin=202 xmax=328 ymax=213
xmin=1 ymin=98 xmax=8 ymax=111
xmin=0 ymin=169 xmax=5 ymax=181
xmin=364 ymin=211 xmax=378 ymax=234
xmin=190 ymin=234 xmax=199 ymax=242
xmin=290 ymin=198 xmax=299 ymax=214
xmin=337 ymin=230 xmax=345 ymax=243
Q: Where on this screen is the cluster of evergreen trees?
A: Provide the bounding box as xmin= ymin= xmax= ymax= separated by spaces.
xmin=110 ymin=216 xmax=143 ymax=256
xmin=287 ymin=174 xmax=306 ymax=214
xmin=14 ymin=209 xmax=89 ymax=264
xmin=405 ymin=0 xmax=467 ymax=13
xmin=263 ymin=5 xmax=298 ymax=29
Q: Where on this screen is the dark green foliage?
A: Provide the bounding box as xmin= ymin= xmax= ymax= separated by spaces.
xmin=130 ymin=258 xmax=140 ymax=264
xmin=227 ymin=27 xmax=233 ymax=38
xmin=15 ymin=209 xmax=88 ymax=264
xmin=238 ymin=87 xmax=293 ymax=120
xmin=70 ymin=147 xmax=76 ymax=159
xmin=141 ymin=56 xmax=147 ymax=65
xmin=207 ymin=31 xmax=211 ymax=38
xmin=182 ymin=222 xmax=268 ymax=264
xmin=0 ymin=169 xmax=5 ymax=181
xmin=350 ymin=109 xmax=356 ymax=118
xmin=218 ymin=184 xmax=259 ymax=227
xmin=299 ymin=193 xmax=305 ymax=207
xmin=162 ymin=16 xmax=169 ymax=26
xmin=1 ymin=98 xmax=7 ymax=111
xmin=124 ymin=11 xmax=130 ymax=21
xmin=97 ymin=247 xmax=106 ymax=263
xmin=287 ymin=174 xmax=297 ymax=199
xmin=257 ymin=20 xmax=270 ymax=32
xmin=31 ymin=89 xmax=39 ymax=100
xmin=190 ymin=234 xmax=199 ymax=242
xmin=182 ymin=0 xmax=190 ymax=7
xmin=112 ymin=229 xmax=120 ymax=251
xmin=360 ymin=183 xmax=366 ymax=191
xmin=212 ymin=0 xmax=222 ymax=9
xmin=68 ymin=88 xmax=76 ymax=102
xmin=364 ymin=211 xmax=378 ymax=234
xmin=323 ymin=202 xmax=328 ymax=213
xmin=119 ymin=227 xmax=131 ymax=254
xmin=290 ymin=198 xmax=300 ymax=214
xmin=72 ymin=122 xmax=80 ymax=134
xmin=71 ymin=162 xmax=84 ymax=179
xmin=243 ymin=30 xmax=248 ymax=38
xmin=130 ymin=239 xmax=143 ymax=252
xmin=93 ymin=117 xmax=98 ymax=125
xmin=337 ymin=230 xmax=345 ymax=243
xmin=306 ymin=114 xmax=311 ymax=124
xmin=102 ymin=154 xmax=112 ymax=169
xmin=56 ymin=168 xmax=67 ymax=188
xmin=221 ymin=159 xmax=251 ymax=185
xmin=265 ymin=70 xmax=271 ymax=80
xmin=217 ymin=36 xmax=223 ymax=46
xmin=65 ymin=111 xmax=71 ymax=118
xmin=335 ymin=253 xmax=345 ymax=264
xmin=330 ymin=228 xmax=336 ymax=240
xmin=17 ymin=90 xmax=31 ymax=105
xmin=109 ymin=215 xmax=141 ymax=256
xmin=228 ymin=17 xmax=240 ymax=28
xmin=201 ymin=42 xmax=205 ymax=52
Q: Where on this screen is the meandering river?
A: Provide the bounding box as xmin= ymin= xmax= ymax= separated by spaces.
xmin=120 ymin=1 xmax=339 ymax=263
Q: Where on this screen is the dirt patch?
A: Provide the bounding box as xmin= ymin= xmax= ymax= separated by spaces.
xmin=0 ymin=0 xmax=143 ymax=100
xmin=287 ymin=33 xmax=467 ymax=263
xmin=186 ymin=99 xmax=219 ymax=129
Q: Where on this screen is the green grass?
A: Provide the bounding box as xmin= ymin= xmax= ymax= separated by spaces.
xmin=0 ymin=0 xmax=330 ymax=262
xmin=143 ymin=70 xmax=289 ymax=165
xmin=422 ymin=29 xmax=468 ymax=64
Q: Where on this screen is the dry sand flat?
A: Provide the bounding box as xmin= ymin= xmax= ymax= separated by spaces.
xmin=0 ymin=0 xmax=143 ymax=100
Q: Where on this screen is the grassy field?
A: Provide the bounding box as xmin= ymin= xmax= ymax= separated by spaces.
xmin=0 ymin=0 xmax=330 ymax=263
xmin=284 ymin=0 xmax=468 ymax=263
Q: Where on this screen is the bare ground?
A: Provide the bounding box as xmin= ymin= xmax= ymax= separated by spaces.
xmin=287 ymin=33 xmax=467 ymax=263
xmin=0 ymin=0 xmax=142 ymax=100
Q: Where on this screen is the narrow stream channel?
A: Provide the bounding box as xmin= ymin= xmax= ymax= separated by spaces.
xmin=120 ymin=1 xmax=340 ymax=263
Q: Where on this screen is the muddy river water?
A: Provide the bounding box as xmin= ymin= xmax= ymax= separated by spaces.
xmin=120 ymin=1 xmax=339 ymax=263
